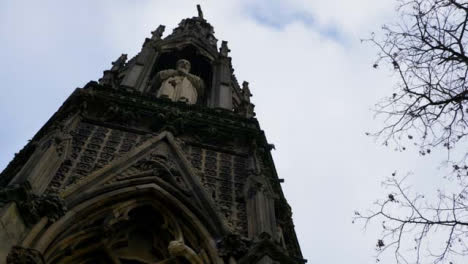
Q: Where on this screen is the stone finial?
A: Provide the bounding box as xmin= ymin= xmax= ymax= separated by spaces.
xmin=197 ymin=4 xmax=204 ymax=19
xmin=100 ymin=54 xmax=127 ymax=87
xmin=111 ymin=54 xmax=127 ymax=71
xmin=220 ymin=41 xmax=230 ymax=57
xmin=240 ymin=81 xmax=255 ymax=118
xmin=242 ymin=81 xmax=252 ymax=103
xmin=151 ymin=25 xmax=165 ymax=40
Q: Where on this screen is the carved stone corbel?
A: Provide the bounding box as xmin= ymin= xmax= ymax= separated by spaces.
xmin=0 ymin=184 xmax=66 ymax=226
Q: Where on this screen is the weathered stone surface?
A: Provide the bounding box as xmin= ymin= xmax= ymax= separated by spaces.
xmin=0 ymin=5 xmax=304 ymax=264
xmin=6 ymin=246 xmax=44 ymax=264
xmin=0 ymin=203 xmax=27 ymax=264
xmin=153 ymin=59 xmax=204 ymax=105
xmin=218 ymin=234 xmax=249 ymax=259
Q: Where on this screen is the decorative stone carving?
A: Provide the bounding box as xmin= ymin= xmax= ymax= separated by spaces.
xmin=218 ymin=234 xmax=249 ymax=259
xmin=99 ymin=54 xmax=127 ymax=88
xmin=49 ymin=121 xmax=145 ymax=190
xmin=164 ymin=6 xmax=217 ymax=48
xmin=220 ymin=41 xmax=230 ymax=57
xmin=152 ymin=59 xmax=204 ymax=105
xmin=0 ymin=181 xmax=66 ymax=226
xmin=0 ymin=8 xmax=305 ymax=262
xmin=242 ymin=81 xmax=252 ymax=103
xmin=101 ymin=103 xmax=139 ymax=125
xmin=151 ymin=25 xmax=165 ymax=40
xmin=41 ymin=123 xmax=72 ymax=157
xmin=6 ymin=246 xmax=45 ymax=264
xmin=168 ymin=240 xmax=203 ymax=264
xmin=239 ymin=81 xmax=255 ymax=118
xmin=16 ymin=192 xmax=66 ymax=226
xmin=35 ymin=192 xmax=67 ymax=222
xmin=184 ymin=144 xmax=249 ymax=236
xmin=111 ymin=54 xmax=128 ymax=71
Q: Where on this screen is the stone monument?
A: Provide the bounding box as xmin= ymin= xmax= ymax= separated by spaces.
xmin=0 ymin=5 xmax=305 ymax=264
xmin=153 ymin=59 xmax=204 ymax=104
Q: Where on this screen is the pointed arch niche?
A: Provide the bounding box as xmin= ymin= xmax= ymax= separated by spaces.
xmin=147 ymin=44 xmax=214 ymax=105
xmin=31 ymin=185 xmax=220 ymax=264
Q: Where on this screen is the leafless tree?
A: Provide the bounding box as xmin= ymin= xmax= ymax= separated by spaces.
xmin=357 ymin=0 xmax=468 ymax=263
xmin=355 ymin=174 xmax=468 ymax=263
xmin=371 ymin=0 xmax=468 ymax=153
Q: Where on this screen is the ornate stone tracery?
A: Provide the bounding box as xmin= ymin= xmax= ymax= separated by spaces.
xmin=41 ymin=187 xmax=217 ymax=264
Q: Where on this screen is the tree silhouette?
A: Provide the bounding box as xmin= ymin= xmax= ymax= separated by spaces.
xmin=356 ymin=1 xmax=468 ymax=263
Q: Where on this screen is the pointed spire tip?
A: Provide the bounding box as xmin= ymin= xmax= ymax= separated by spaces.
xmin=197 ymin=4 xmax=204 ymax=19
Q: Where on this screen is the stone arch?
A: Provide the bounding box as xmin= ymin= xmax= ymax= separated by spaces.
xmin=31 ymin=184 xmax=221 ymax=264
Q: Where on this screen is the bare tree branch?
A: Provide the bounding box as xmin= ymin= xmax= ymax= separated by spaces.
xmin=360 ymin=0 xmax=468 ymax=263
xmin=356 ymin=175 xmax=468 ymax=263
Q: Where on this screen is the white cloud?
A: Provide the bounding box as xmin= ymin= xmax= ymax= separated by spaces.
xmin=289 ymin=0 xmax=397 ymax=35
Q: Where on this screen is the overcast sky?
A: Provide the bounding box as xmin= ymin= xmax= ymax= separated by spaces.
xmin=0 ymin=1 xmax=461 ymax=263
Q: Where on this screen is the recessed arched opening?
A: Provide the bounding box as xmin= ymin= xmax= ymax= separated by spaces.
xmin=148 ymin=45 xmax=213 ymax=105
xmin=36 ymin=185 xmax=219 ymax=264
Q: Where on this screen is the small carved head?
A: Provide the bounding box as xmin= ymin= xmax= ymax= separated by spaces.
xmin=176 ymin=59 xmax=191 ymax=73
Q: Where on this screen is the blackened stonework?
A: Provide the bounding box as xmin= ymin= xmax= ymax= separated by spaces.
xmin=48 ymin=121 xmax=148 ymax=192
xmin=183 ymin=144 xmax=249 ymax=236
xmin=0 ymin=6 xmax=305 ymax=264
xmin=6 ymin=246 xmax=45 ymax=264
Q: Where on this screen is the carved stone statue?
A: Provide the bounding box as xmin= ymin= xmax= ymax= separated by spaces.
xmin=241 ymin=81 xmax=252 ymax=103
xmin=220 ymin=41 xmax=230 ymax=57
xmin=152 ymin=59 xmax=204 ymax=105
xmin=151 ymin=25 xmax=165 ymax=40
xmin=99 ymin=54 xmax=127 ymax=88
xmin=111 ymin=54 xmax=127 ymax=71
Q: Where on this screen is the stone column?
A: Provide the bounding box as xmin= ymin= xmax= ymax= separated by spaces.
xmin=244 ymin=173 xmax=277 ymax=240
xmin=211 ymin=41 xmax=233 ymax=109
xmin=122 ymin=27 xmax=164 ymax=91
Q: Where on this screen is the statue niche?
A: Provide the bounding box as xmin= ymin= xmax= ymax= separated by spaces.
xmin=151 ymin=59 xmax=204 ymax=105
